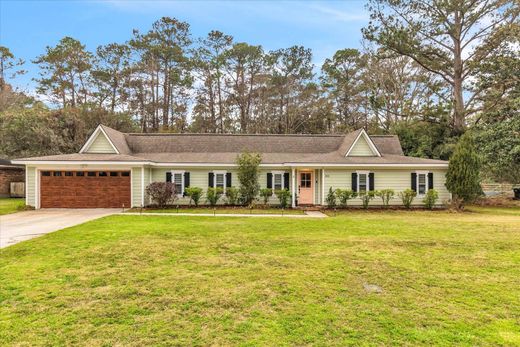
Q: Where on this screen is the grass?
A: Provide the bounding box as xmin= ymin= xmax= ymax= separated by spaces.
xmin=1 ymin=207 xmax=519 ymax=345
xmin=129 ymin=206 xmax=304 ymax=215
xmin=0 ymin=197 xmax=25 ymax=215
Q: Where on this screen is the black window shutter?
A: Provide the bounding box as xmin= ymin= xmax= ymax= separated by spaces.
xmin=267 ymin=173 xmax=273 ymax=189
xmin=182 ymin=172 xmax=189 ymax=197
xmin=283 ymin=172 xmax=290 ymax=190
xmin=208 ymin=172 xmax=214 ymax=187
xmin=351 ymin=173 xmax=357 ymax=192
xmin=369 ymin=172 xmax=375 ymax=191
xmin=226 ymin=172 xmax=232 ymax=187
xmin=166 ymin=172 xmax=172 ymax=182
xmin=184 ymin=172 xmax=190 ymax=188
xmin=428 ymin=172 xmax=434 ymax=190
xmin=411 ymin=173 xmax=417 ymax=192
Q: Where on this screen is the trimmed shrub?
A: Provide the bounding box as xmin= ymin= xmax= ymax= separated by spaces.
xmin=335 ymin=189 xmax=356 ymax=208
xmin=236 ymin=152 xmax=261 ymax=205
xmin=275 ymin=189 xmax=291 ymax=208
xmin=399 ymin=189 xmax=417 ymax=209
xmin=423 ymin=189 xmax=439 ymax=210
xmin=206 ymin=187 xmax=224 ymax=206
xmin=376 ymin=189 xmax=395 ymax=208
xmin=225 ymin=187 xmax=239 ymax=205
xmin=359 ymin=191 xmax=375 ymax=209
xmin=259 ymin=188 xmax=273 ymax=205
xmin=145 ymin=182 xmax=176 ymax=208
xmin=185 ymin=187 xmax=203 ymax=207
xmin=326 ymin=187 xmax=336 ymax=208
xmin=446 ymin=132 xmax=483 ymax=210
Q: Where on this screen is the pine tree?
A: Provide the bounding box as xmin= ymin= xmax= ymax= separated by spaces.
xmin=445 ymin=133 xmax=483 ymax=210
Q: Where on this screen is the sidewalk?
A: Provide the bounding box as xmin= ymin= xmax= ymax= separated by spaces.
xmin=121 ymin=210 xmax=328 ymax=218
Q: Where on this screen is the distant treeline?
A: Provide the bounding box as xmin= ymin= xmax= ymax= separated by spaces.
xmin=0 ymin=0 xmax=518 ymax=182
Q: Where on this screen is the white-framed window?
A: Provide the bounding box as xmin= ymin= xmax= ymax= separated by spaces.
xmin=357 ymin=171 xmax=369 ymax=193
xmin=171 ymin=171 xmax=184 ymax=196
xmin=213 ymin=171 xmax=227 ymax=192
xmin=272 ymin=171 xmax=285 ymax=191
xmin=416 ymin=171 xmax=429 ymax=196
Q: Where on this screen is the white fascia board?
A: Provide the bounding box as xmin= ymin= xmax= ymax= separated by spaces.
xmin=11 ymin=160 xmax=149 ymax=165
xmin=345 ymin=129 xmax=381 ymax=157
xmin=282 ymin=163 xmax=449 ymax=168
xmin=151 ymin=163 xmax=284 ymax=167
xmin=11 ymin=160 xmax=448 ymax=168
xmin=79 ymin=125 xmax=120 ymax=154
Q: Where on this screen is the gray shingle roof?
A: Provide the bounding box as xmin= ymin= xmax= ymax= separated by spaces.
xmin=15 ymin=126 xmax=448 ymax=166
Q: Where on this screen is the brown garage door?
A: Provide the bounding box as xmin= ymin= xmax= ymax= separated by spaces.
xmin=40 ymin=171 xmax=131 ymax=208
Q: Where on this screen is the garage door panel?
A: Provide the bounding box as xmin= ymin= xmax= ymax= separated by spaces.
xmin=40 ymin=171 xmax=131 ymax=208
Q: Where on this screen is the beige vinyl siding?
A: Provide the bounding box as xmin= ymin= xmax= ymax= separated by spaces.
xmin=131 ymin=167 xmax=142 ymax=207
xmin=150 ymin=167 xmax=293 ymax=205
xmin=324 ymin=168 xmax=449 ymax=206
xmin=348 ymin=136 xmax=375 ymax=156
xmin=26 ymin=166 xmax=36 ymax=207
xmin=85 ymin=132 xmax=117 ymax=153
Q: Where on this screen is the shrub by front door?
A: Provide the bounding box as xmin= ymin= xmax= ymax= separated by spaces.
xmin=298 ymin=171 xmax=313 ymax=204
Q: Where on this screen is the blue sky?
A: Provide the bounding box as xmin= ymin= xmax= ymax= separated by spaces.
xmin=0 ymin=0 xmax=369 ymax=91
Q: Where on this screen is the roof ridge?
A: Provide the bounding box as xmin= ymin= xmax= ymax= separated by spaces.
xmin=126 ymin=133 xmax=346 ymax=137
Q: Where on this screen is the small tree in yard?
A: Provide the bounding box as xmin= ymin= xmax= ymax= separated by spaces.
xmin=275 ymin=189 xmax=291 ymax=208
xmin=225 ymin=187 xmax=239 ymax=205
xmin=145 ymin=182 xmax=176 ymax=208
xmin=259 ymin=188 xmax=272 ymax=205
xmin=423 ymin=189 xmax=439 ymax=210
xmin=359 ymin=191 xmax=375 ymax=209
xmin=326 ymin=187 xmax=336 ymax=208
xmin=376 ymin=189 xmax=395 ymax=208
xmin=335 ymin=189 xmax=356 ymax=208
xmin=185 ymin=187 xmax=203 ymax=207
xmin=446 ymin=133 xmax=483 ymax=210
xmin=236 ymin=152 xmax=261 ymax=205
xmin=206 ymin=187 xmax=223 ymax=207
xmin=399 ymin=189 xmax=417 ymax=209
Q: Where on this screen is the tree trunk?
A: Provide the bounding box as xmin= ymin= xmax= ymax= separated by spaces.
xmin=452 ymin=10 xmax=465 ymax=134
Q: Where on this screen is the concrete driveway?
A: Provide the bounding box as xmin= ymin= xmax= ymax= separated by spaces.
xmin=0 ymin=209 xmax=119 ymax=248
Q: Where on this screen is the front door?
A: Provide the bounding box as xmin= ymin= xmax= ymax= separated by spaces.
xmin=298 ymin=171 xmax=313 ymax=204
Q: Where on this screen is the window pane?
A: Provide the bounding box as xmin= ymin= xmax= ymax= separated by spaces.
xmin=53 ymin=171 xmax=62 ymax=177
xmin=42 ymin=171 xmax=51 ymax=176
xmin=110 ymin=172 xmax=118 ymax=177
xmin=418 ymin=174 xmax=426 ymax=194
xmin=76 ymin=172 xmax=85 ymax=176
xmin=174 ymin=173 xmax=183 ymax=194
xmin=300 ymin=173 xmax=311 ymax=188
xmin=274 ymin=174 xmax=282 ymax=190
xmin=87 ymin=172 xmax=96 ymax=177
xmin=121 ymin=171 xmax=130 ymax=177
xmin=98 ymin=171 xmax=108 ymax=177
xmin=216 ymin=173 xmax=225 ymax=188
xmin=359 ymin=174 xmax=367 ymax=192
xmin=65 ymin=171 xmax=73 ymax=176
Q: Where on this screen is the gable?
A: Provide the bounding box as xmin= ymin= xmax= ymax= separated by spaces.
xmin=81 ymin=128 xmax=118 ymax=154
xmin=346 ymin=130 xmax=381 ymax=157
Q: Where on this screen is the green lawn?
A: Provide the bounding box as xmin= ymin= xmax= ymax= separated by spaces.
xmin=1 ymin=208 xmax=519 ymax=345
xmin=131 ymin=206 xmax=304 ymax=215
xmin=0 ymin=197 xmax=24 ymax=215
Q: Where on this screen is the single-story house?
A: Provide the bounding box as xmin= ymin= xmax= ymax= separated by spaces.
xmin=12 ymin=124 xmax=450 ymax=209
xmin=0 ymin=158 xmax=25 ymax=198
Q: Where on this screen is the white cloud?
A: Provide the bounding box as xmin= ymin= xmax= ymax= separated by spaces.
xmin=307 ymin=3 xmax=368 ymax=22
